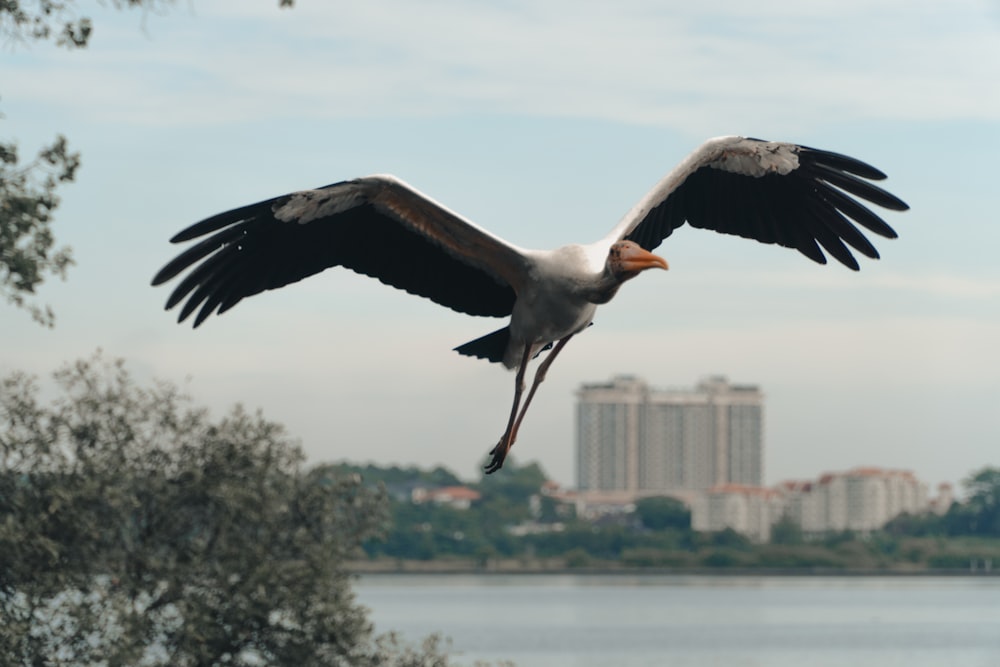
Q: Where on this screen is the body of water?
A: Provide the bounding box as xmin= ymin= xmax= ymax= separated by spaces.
xmin=355 ymin=574 xmax=1000 ymax=666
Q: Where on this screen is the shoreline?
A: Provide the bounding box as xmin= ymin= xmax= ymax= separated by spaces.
xmin=347 ymin=559 xmax=999 ymax=577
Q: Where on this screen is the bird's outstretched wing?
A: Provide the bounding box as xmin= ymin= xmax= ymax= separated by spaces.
xmin=152 ymin=175 xmax=527 ymax=326
xmin=608 ymin=136 xmax=909 ymax=270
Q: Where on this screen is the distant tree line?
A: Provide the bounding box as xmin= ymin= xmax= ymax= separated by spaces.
xmin=336 ymin=461 xmax=1000 ymax=572
xmin=884 ymin=467 xmax=1000 ymax=538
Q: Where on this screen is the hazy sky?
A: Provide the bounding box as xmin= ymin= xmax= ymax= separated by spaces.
xmin=4 ymin=1 xmax=998 ymax=491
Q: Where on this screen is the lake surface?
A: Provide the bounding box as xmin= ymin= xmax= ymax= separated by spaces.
xmin=356 ymin=574 xmax=1000 ymax=667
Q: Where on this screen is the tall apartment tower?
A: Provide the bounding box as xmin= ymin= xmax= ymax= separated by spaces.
xmin=576 ymin=375 xmax=763 ymax=493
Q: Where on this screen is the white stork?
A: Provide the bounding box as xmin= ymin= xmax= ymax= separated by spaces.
xmin=152 ymin=136 xmax=908 ymax=474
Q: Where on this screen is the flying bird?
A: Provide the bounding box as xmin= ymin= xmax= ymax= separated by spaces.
xmin=152 ymin=136 xmax=908 ymax=474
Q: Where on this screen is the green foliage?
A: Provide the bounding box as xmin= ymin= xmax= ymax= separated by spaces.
xmin=347 ymin=457 xmax=1000 ymax=572
xmin=336 ymin=457 xmax=1000 ymax=573
xmin=707 ymin=528 xmax=752 ymax=550
xmin=752 ymin=544 xmax=845 ymax=569
xmin=1 ymin=0 xmax=294 ymax=326
xmin=327 ymin=461 xmax=462 ymax=491
xmin=562 ymin=548 xmax=593 ymax=568
xmin=958 ymin=467 xmax=1000 ymax=536
xmin=0 ymin=354 xmax=456 ymax=666
xmin=619 ymin=548 xmax=695 ymax=568
xmin=1 ymin=1 xmax=295 ymax=50
xmin=473 ymin=458 xmax=549 ymax=531
xmin=827 ymin=539 xmax=880 ymax=569
xmin=882 ymin=511 xmax=945 ymax=537
xmin=2 ymin=1 xmax=97 ymax=49
xmin=633 ymin=496 xmax=690 ymax=531
xmin=0 ymin=135 xmax=78 ymax=326
xmin=821 ymin=529 xmax=857 ymax=548
xmin=925 ymin=545 xmax=1000 ymax=569
xmin=377 ymin=501 xmax=493 ymax=561
xmin=700 ymin=550 xmax=747 ymax=568
xmin=769 ymin=514 xmax=804 ymax=545
xmin=476 ymin=458 xmax=547 ymax=502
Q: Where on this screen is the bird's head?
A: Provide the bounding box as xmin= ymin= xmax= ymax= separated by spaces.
xmin=607 ymin=240 xmax=669 ymax=281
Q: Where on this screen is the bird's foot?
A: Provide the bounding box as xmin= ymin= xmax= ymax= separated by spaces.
xmin=484 ymin=438 xmax=511 ymax=475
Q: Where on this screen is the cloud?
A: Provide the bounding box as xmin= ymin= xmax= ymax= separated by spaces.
xmin=684 ymin=269 xmax=1000 ymax=300
xmin=5 ymin=1 xmax=999 ymax=133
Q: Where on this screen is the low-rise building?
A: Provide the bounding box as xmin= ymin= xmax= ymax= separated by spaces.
xmin=411 ymin=485 xmax=481 ymax=510
xmin=690 ymin=466 xmax=936 ymax=541
xmin=691 ymin=484 xmax=783 ymax=542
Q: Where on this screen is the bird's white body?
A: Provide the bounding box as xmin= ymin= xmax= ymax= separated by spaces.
xmin=506 ymin=245 xmax=605 ymax=368
xmin=153 ymin=136 xmax=908 ymax=473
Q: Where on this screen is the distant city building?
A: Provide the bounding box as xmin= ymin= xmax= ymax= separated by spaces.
xmin=928 ymin=483 xmax=955 ymax=516
xmin=411 ymin=485 xmax=481 ymax=510
xmin=691 ymin=484 xmax=784 ymax=542
xmin=690 ymin=466 xmax=938 ymax=542
xmin=576 ymin=375 xmax=764 ymax=494
xmin=777 ymin=467 xmax=929 ymax=534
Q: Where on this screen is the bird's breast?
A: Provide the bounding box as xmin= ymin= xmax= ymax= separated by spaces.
xmin=509 ymin=285 xmax=598 ymax=347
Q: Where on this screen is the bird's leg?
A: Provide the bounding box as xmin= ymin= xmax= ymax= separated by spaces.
xmin=484 ymin=335 xmax=575 ymax=475
xmin=509 ymin=334 xmax=574 ymax=444
xmin=484 ymin=344 xmax=533 ymax=475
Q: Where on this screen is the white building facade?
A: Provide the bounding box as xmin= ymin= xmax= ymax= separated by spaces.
xmin=576 ymin=375 xmax=764 ymax=494
xmin=691 ymin=484 xmax=784 ymax=542
xmin=692 ymin=467 xmax=933 ymax=542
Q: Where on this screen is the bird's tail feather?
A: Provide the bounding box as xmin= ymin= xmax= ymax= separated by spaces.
xmin=454 ymin=327 xmax=510 ymax=364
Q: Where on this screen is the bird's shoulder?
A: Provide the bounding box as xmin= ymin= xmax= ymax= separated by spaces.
xmin=523 ymin=244 xmax=607 ymax=279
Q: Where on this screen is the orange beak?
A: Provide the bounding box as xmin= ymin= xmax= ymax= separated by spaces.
xmin=619 ymin=245 xmax=669 ymax=273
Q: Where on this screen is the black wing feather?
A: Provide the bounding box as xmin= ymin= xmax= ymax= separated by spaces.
xmin=624 ymin=141 xmax=909 ymax=270
xmin=152 ymin=180 xmax=517 ymax=326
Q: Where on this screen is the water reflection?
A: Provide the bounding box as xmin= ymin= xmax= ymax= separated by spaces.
xmin=356 ymin=575 xmax=1000 ymax=667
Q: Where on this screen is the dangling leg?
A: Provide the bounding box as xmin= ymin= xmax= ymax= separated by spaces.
xmin=484 ymin=334 xmax=575 ymax=474
xmin=483 ymin=343 xmax=532 ymax=474
xmin=509 ymin=334 xmax=574 ymax=444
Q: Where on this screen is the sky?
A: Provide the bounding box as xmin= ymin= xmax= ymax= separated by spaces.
xmin=3 ymin=0 xmax=999 ymax=492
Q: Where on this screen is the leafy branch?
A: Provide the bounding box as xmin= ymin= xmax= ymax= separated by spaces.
xmin=0 ymin=134 xmax=78 ymax=326
xmin=1 ymin=1 xmax=295 ymax=326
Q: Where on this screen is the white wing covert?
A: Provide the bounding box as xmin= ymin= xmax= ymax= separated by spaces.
xmin=608 ymin=136 xmax=909 ymax=270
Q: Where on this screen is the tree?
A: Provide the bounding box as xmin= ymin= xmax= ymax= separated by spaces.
xmin=0 ymin=132 xmax=78 ymax=326
xmin=947 ymin=466 xmax=1000 ymax=536
xmin=633 ymin=496 xmax=691 ymax=531
xmin=882 ymin=511 xmax=944 ymax=537
xmin=474 ymin=458 xmax=548 ymax=529
xmin=476 ymin=458 xmax=547 ymax=505
xmin=1 ymin=1 xmax=293 ymax=325
xmin=0 ymin=353 xmax=453 ymax=665
xmin=769 ymin=514 xmax=804 ymax=545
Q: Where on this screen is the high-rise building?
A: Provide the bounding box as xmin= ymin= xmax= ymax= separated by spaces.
xmin=576 ymin=375 xmax=764 ymax=493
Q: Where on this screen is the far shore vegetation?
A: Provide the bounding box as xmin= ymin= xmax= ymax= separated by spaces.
xmin=334 ymin=461 xmax=1000 ymax=575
